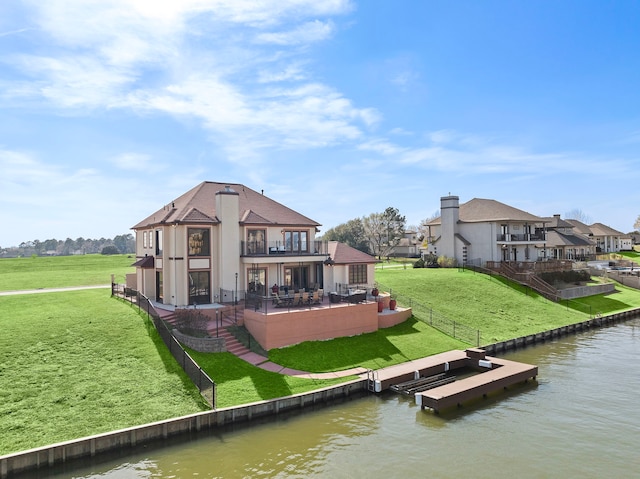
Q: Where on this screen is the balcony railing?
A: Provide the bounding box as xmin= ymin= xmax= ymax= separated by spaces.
xmin=496 ymin=233 xmax=546 ymax=242
xmin=241 ymin=240 xmax=328 ymax=257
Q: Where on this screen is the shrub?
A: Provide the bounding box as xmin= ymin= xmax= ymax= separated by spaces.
xmin=424 ymin=253 xmax=439 ymax=268
xmin=172 ymin=308 xmax=210 ymax=337
xmin=539 ymin=270 xmax=591 ymax=285
xmin=101 ymin=245 xmax=120 ymax=255
xmin=437 ymin=255 xmax=457 ymax=268
xmin=413 ymin=258 xmax=425 ymax=268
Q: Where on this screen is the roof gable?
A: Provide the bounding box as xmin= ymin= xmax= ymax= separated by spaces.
xmin=132 ymin=181 xmax=321 ymax=230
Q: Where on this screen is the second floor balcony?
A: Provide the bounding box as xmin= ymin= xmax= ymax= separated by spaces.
xmin=241 ymin=240 xmax=328 ymax=257
xmin=497 ymin=233 xmax=546 ymax=242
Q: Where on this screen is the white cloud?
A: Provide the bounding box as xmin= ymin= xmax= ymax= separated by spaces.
xmin=256 ymin=20 xmax=335 ymax=45
xmin=110 ymin=153 xmax=155 ymax=171
xmin=5 ymin=0 xmax=369 ymax=157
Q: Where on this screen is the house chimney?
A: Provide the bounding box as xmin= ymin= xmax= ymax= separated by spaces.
xmin=440 ymin=195 xmax=459 ymax=260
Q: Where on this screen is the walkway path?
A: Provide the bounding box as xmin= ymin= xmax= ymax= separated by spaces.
xmin=0 ymin=285 xmax=110 ymax=296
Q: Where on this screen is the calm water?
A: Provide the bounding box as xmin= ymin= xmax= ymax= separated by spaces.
xmin=29 ymin=319 xmax=640 ymax=479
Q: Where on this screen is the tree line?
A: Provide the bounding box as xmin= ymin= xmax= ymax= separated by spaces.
xmin=0 ymin=234 xmax=136 ymax=257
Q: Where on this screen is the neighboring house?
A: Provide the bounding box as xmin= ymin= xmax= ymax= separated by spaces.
xmin=563 ymin=220 xmax=632 ymax=253
xmin=425 ymin=195 xmax=627 ymax=267
xmin=539 ymin=215 xmax=596 ymax=260
xmin=425 ymin=196 xmax=548 ymax=266
xmin=389 ymin=230 xmax=421 ymax=258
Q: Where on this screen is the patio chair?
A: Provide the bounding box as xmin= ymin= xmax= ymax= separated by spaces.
xmin=292 ymin=292 xmax=301 ymax=306
xmin=301 ymin=291 xmax=310 ymax=305
xmin=311 ymin=291 xmax=320 ymax=304
xmin=273 ymin=293 xmax=285 ymax=308
xmin=318 ymin=289 xmax=324 ymax=302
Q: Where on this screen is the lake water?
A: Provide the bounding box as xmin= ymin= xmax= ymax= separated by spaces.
xmin=26 ymin=318 xmax=640 ymax=479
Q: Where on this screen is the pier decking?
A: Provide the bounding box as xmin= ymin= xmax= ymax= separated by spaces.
xmin=370 ymin=348 xmax=537 ymax=414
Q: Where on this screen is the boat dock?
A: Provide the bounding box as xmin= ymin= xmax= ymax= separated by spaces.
xmin=369 ymin=348 xmax=537 ymax=414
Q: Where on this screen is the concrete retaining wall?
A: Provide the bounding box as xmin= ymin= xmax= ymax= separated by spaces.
xmin=0 ymin=379 xmax=367 ymax=478
xmin=557 ymin=283 xmax=616 ymax=299
xmin=482 ymin=308 xmax=640 ymax=355
xmin=172 ymin=329 xmax=226 ymax=353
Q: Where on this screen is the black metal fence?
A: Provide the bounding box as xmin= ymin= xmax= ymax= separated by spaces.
xmin=111 ymin=283 xmax=216 ymax=409
xmin=376 ymin=282 xmax=482 ymax=346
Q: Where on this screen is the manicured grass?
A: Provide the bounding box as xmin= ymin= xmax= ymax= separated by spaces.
xmin=268 ymin=317 xmax=465 ymax=373
xmin=0 ymin=254 xmax=135 ymax=291
xmin=374 ymin=267 xmax=640 ymax=343
xmin=0 ymin=290 xmax=207 ymax=455
xmin=186 ymin=351 xmax=350 ymax=409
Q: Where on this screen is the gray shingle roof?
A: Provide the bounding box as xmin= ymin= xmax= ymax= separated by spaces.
xmin=429 ymin=198 xmax=545 ymax=225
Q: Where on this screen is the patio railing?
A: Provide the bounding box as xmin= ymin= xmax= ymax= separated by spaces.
xmin=376 ymin=282 xmax=482 ymax=346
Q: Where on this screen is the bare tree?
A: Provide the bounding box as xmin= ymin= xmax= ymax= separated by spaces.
xmin=417 ymin=210 xmax=440 ymax=242
xmin=565 ymin=208 xmax=592 ymax=224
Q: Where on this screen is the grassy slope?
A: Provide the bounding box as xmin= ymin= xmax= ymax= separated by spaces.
xmin=0 ymin=254 xmax=135 ymax=291
xmin=0 ymin=290 xmax=207 ymax=455
xmin=374 ymin=267 xmax=640 ymax=343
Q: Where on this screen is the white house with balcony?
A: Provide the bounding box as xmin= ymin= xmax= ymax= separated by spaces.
xmin=425 ymin=195 xmax=549 ymax=266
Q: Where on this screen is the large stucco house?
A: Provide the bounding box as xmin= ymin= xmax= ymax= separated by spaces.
xmin=130 ymin=181 xmax=411 ymax=350
xmin=131 ymin=181 xmax=376 ymax=308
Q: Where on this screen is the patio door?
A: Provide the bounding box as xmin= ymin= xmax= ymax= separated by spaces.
xmin=284 ymin=266 xmax=309 ymax=291
xmin=156 ymin=271 xmax=163 ymax=303
xmin=189 ymin=271 xmax=210 ymax=305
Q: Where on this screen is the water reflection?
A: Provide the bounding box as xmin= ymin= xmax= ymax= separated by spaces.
xmin=22 ymin=319 xmax=640 ymax=479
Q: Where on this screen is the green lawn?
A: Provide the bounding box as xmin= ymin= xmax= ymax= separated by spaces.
xmin=374 ymin=267 xmax=640 ymax=343
xmin=4 ymin=255 xmax=640 ymax=455
xmin=0 ymin=254 xmax=135 ymax=291
xmin=0 ymin=290 xmax=207 ymax=455
xmin=187 ymin=351 xmax=350 ymax=409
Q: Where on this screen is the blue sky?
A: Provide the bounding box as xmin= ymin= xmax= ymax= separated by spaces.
xmin=1 ymin=0 xmax=639 ymax=247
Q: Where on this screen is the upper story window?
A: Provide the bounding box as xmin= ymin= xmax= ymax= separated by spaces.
xmin=149 ymin=230 xmax=153 ymax=249
xmin=247 ymin=229 xmax=266 ymax=254
xmin=284 ymin=230 xmax=308 ymax=253
xmin=156 ymin=230 xmax=163 ymax=257
xmin=188 ymin=228 xmax=210 ymax=256
xmin=143 ymin=231 xmax=148 ymax=248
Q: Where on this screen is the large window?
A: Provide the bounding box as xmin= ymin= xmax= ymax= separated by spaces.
xmin=156 ymin=271 xmax=163 ymax=303
xmin=247 ymin=229 xmax=266 ymax=254
xmin=349 ymin=264 xmax=367 ymax=284
xmin=188 ymin=228 xmax=210 ymax=256
xmin=189 ymin=271 xmax=210 ymax=304
xmin=143 ymin=231 xmax=148 ymax=248
xmin=156 ymin=229 xmax=163 ymax=257
xmin=284 ymin=230 xmax=308 ymax=253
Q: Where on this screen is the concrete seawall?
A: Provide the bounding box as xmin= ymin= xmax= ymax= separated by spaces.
xmin=481 ymin=308 xmax=640 ymax=355
xmin=1 ymin=379 xmax=367 ymax=478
